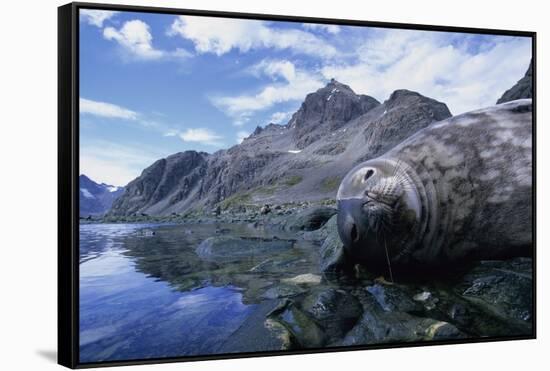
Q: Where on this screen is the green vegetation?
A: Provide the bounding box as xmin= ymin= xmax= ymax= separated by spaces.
xmin=320 ymin=176 xmax=341 ymax=192
xmin=283 ymin=175 xmax=303 ymax=187
xmin=220 ymin=192 xmax=252 ymax=210
xmin=254 ymin=185 xmax=277 ymax=196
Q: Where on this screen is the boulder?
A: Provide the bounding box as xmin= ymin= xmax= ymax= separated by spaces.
xmin=285 ymin=206 xmax=337 ymax=232
xmin=301 ymin=288 xmax=363 ymax=340
xmin=454 ymin=258 xmax=533 ymax=331
xmin=319 ymin=215 xmax=352 ymax=278
xmin=266 ymin=299 xmax=326 ymax=348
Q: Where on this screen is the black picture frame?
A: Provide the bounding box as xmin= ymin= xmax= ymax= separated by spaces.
xmin=58 ymin=2 xmax=537 ymax=368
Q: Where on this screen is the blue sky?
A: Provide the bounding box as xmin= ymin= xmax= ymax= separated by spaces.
xmin=79 ymin=9 xmax=531 ymax=186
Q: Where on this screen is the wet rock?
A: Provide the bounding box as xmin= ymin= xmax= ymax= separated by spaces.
xmin=282 ymin=273 xmax=322 ymax=285
xmin=302 ymin=213 xmax=337 ymax=241
xmin=260 ymin=204 xmax=271 ymax=215
xmin=267 ymin=299 xmax=326 ymax=348
xmin=319 ymin=215 xmax=352 ymax=278
xmin=341 ymin=293 xmax=466 ymax=346
xmin=284 ymin=206 xmax=337 ymax=232
xmin=455 ymin=258 xmax=533 ymax=330
xmin=412 ymin=291 xmax=439 ymax=310
xmin=261 ymin=284 xmax=307 ymax=300
xmin=301 ymin=288 xmax=363 ymax=340
xmin=366 ymin=283 xmax=424 ymax=313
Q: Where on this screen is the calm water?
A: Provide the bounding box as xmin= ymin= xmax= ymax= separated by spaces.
xmin=79 ymin=222 xmax=319 ymax=363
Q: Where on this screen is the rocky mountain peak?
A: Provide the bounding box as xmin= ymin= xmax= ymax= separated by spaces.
xmin=109 ymin=150 xmax=208 ymax=216
xmin=109 ymin=83 xmax=454 ymax=217
xmin=497 ymin=60 xmax=533 ymax=104
xmin=79 ymin=174 xmax=124 ymax=217
xmin=289 ymin=79 xmax=380 ymax=148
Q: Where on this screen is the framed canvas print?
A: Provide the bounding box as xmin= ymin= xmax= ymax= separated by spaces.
xmin=58 ymin=2 xmax=536 ymax=368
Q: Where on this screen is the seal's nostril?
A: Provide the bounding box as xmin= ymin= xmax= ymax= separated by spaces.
xmin=350 ymin=224 xmax=358 ymax=243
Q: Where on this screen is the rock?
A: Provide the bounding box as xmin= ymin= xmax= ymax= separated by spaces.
xmin=267 ymin=299 xmax=326 ymax=348
xmin=213 ymin=205 xmax=221 ymax=216
xmin=313 ymin=141 xmax=347 ymax=156
xmin=412 ymin=291 xmax=439 ymax=310
xmin=341 ymin=293 xmax=466 ymax=346
xmin=104 ymin=79 xmax=463 ymax=218
xmin=290 ymin=80 xmax=380 ymax=149
xmin=497 ymin=60 xmax=532 ymax=104
xmin=455 ymin=258 xmax=533 ymax=328
xmin=319 ymin=215 xmax=352 ymax=278
xmin=366 ymin=283 xmax=424 ymax=313
xmin=282 ymin=273 xmax=322 ymax=285
xmin=260 ymin=204 xmax=271 ymax=215
xmin=261 ymin=284 xmax=307 ymax=300
xmin=195 ymin=236 xmax=294 ymax=262
xmin=284 ymin=206 xmax=337 ymax=231
xmin=109 ymin=151 xmax=207 ymax=216
xmin=423 ymin=320 xmax=466 ymax=341
xmin=413 ymin=291 xmax=432 ymax=302
xmin=301 ymin=288 xmax=363 ymax=340
xmin=79 ymin=174 xmax=125 ymax=217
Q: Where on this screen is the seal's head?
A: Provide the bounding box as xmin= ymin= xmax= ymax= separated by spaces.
xmin=337 ymin=158 xmax=423 ymax=270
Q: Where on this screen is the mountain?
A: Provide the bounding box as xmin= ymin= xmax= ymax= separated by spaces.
xmin=79 ymin=174 xmax=125 ymax=217
xmin=290 ymin=79 xmax=381 ymax=148
xmin=109 ymin=80 xmax=451 ymax=217
xmin=497 ymin=60 xmax=533 ymax=104
xmin=108 ymin=151 xmax=208 ymax=216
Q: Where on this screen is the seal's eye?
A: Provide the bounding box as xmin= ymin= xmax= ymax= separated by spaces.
xmin=364 ymin=169 xmax=374 ymax=181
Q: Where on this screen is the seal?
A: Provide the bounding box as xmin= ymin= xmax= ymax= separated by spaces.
xmin=337 ymin=99 xmax=533 ymax=275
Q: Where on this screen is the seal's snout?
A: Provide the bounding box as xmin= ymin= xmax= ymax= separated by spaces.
xmin=337 ymin=198 xmax=369 ymax=256
xmin=337 ymin=197 xmax=386 ymax=263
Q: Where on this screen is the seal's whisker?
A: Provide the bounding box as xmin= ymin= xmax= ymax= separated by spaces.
xmin=383 ymin=233 xmax=395 ymax=283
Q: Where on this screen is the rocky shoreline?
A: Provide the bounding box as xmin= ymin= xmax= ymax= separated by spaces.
xmin=83 ymin=204 xmax=533 ymax=350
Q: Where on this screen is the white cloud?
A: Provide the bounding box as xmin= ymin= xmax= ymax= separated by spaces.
xmin=80 ymin=141 xmax=163 ymax=186
xmin=236 ymin=130 xmax=250 ymax=143
xmin=104 ymin=20 xmax=192 ymax=61
xmin=269 ymin=111 xmax=292 ymax=124
xmin=212 ymin=59 xmax=323 ymax=121
xmin=81 ymin=98 xmax=186 ymax=137
xmin=104 ymin=20 xmax=164 ymax=60
xmin=251 ymin=59 xmax=296 ymax=81
xmin=302 ymin=23 xmax=340 ymax=34
xmin=80 ymin=9 xmax=118 ymax=27
xmin=179 ymin=128 xmax=224 ymax=146
xmin=320 ymin=29 xmax=532 ymax=114
xmin=80 ymin=98 xmax=138 ymax=120
xmin=168 ymin=16 xmax=337 ymax=58
xmin=163 ymin=131 xmax=178 ymax=137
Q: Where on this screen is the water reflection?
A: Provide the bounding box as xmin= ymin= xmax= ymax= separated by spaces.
xmin=79 ymin=222 xmax=320 ymax=363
